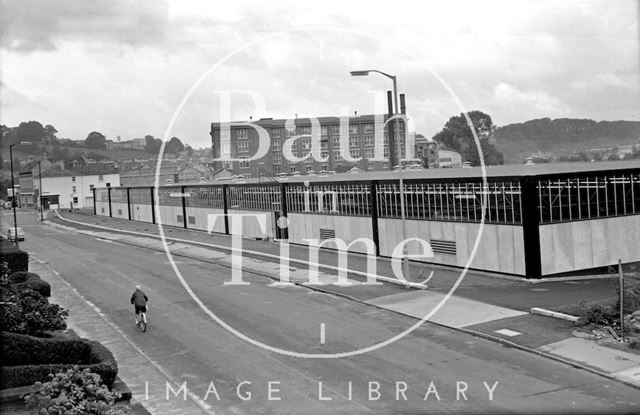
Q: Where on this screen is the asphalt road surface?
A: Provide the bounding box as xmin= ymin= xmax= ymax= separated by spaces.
xmin=6 ymin=210 xmax=640 ymax=414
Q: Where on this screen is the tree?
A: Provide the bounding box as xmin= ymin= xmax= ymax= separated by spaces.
xmin=15 ymin=121 xmax=46 ymax=143
xmin=85 ymin=131 xmax=107 ymax=150
xmin=44 ymin=124 xmax=58 ymax=144
xmin=184 ymin=145 xmax=194 ymax=157
xmin=431 ymin=111 xmax=504 ymax=166
xmin=166 ymin=137 xmax=185 ymax=154
xmin=144 ymin=135 xmax=162 ymax=154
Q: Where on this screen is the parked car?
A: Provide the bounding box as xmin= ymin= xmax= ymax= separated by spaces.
xmin=7 ymin=227 xmax=25 ymax=241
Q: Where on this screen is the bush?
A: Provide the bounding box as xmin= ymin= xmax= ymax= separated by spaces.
xmin=25 ymin=367 xmax=127 ymax=415
xmin=575 ymin=302 xmax=619 ymax=327
xmin=616 ymin=273 xmax=640 ymax=315
xmin=0 ymin=288 xmax=67 ymax=335
xmin=0 ymin=243 xmax=28 ymax=275
xmin=9 ymin=271 xmax=51 ymax=297
xmin=0 ymin=332 xmax=118 ymax=389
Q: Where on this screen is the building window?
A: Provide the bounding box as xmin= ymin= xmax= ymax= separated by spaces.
xmin=301 ymin=138 xmax=311 ymax=150
xmin=350 ymin=149 xmax=360 ymax=158
xmin=72 ymin=186 xmax=77 ymax=193
xmin=321 ymin=151 xmax=329 ymax=159
xmin=384 ymin=146 xmax=390 ymax=157
xmin=363 ymin=123 xmax=374 ymax=133
xmin=331 ymin=125 xmax=340 ymax=134
xmin=321 ymin=165 xmax=328 ymax=172
xmin=238 ymin=141 xmax=249 ymax=153
xmin=106 ymin=182 xmax=111 ymax=187
xmin=368 ymin=162 xmax=373 ymax=170
xmin=272 ymin=139 xmax=282 ymax=151
xmin=332 ymin=136 xmax=341 ymax=148
xmin=306 ymin=165 xmax=312 ymax=172
xmin=321 ymin=126 xmax=329 ymax=136
xmin=239 ymin=157 xmax=250 ymax=169
xmin=73 ymin=197 xmax=78 ymax=204
xmin=274 ymin=166 xmax=281 ymax=174
xmin=364 ymin=148 xmax=375 ymax=159
xmin=236 ymin=129 xmax=249 ymax=139
xmin=349 ymin=124 xmax=359 ymax=134
xmin=98 ymin=174 xmax=104 ymax=181
xmin=333 ymin=150 xmax=342 ymax=161
xmin=71 ymin=176 xmax=76 ymax=182
xmin=271 ymin=128 xmax=281 ymax=138
xmin=349 ymin=136 xmax=359 ymax=147
xmin=89 ymin=184 xmax=94 ymax=191
xmin=290 ymin=167 xmax=296 ymax=173
xmin=299 ymin=126 xmax=312 ymax=135
xmin=363 ymin=135 xmax=374 ymax=146
xmin=272 ymin=153 xmax=282 ymax=164
xmin=320 ymin=140 xmax=328 ymax=150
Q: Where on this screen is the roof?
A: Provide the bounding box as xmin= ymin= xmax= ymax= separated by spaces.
xmin=211 ymin=114 xmax=388 ymax=129
xmin=221 ymin=160 xmax=640 ymax=185
xmin=41 ymin=164 xmax=119 ymax=178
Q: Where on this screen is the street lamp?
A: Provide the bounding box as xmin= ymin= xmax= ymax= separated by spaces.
xmin=350 ymin=69 xmax=410 ymax=281
xmin=38 ymin=161 xmax=44 ymax=221
xmin=9 ymin=141 xmax=32 ymax=247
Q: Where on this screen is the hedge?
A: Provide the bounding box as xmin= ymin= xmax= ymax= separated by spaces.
xmin=8 ymin=272 xmax=51 ymax=297
xmin=0 ymin=243 xmax=28 ymax=275
xmin=0 ymin=332 xmax=118 ymax=389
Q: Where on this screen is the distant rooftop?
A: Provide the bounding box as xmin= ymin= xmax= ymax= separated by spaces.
xmin=211 ymin=114 xmax=389 ymax=128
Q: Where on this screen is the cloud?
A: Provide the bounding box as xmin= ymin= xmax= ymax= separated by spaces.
xmin=0 ymin=0 xmax=170 ymax=52
xmin=0 ymin=0 xmax=638 ymax=148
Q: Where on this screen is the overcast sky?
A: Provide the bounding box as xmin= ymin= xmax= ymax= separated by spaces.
xmin=1 ymin=0 xmax=638 ymax=149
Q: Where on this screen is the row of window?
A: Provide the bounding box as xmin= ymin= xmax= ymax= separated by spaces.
xmin=97 ymin=173 xmax=640 ymax=225
xmin=538 ymin=174 xmax=640 ymax=223
xmin=234 ymin=135 xmax=402 ymax=154
xmin=235 ymin=123 xmax=387 ymax=139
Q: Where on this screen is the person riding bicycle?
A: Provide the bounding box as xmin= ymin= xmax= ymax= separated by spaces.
xmin=131 ymin=285 xmax=148 ymax=326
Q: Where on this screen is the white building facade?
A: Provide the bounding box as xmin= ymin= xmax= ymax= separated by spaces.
xmin=37 ymin=169 xmax=120 ymax=210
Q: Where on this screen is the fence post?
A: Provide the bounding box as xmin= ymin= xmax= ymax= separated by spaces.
xmin=520 ymin=177 xmax=542 ymax=278
xmin=150 ymin=186 xmax=156 ymax=224
xmin=370 ymin=180 xmax=380 ymax=256
xmin=223 ymin=184 xmax=229 ymax=235
xmin=280 ymin=182 xmax=288 ymax=240
xmin=127 ymin=187 xmax=131 ymax=220
xmin=181 ymin=185 xmax=188 ymax=229
xmin=107 ymin=187 xmax=112 ymax=218
xmin=92 ymin=187 xmax=96 ymax=215
xmin=619 ymin=259 xmax=625 ymax=343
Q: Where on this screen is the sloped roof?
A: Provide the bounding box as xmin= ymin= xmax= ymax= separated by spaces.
xmin=41 ymin=163 xmax=119 ymax=178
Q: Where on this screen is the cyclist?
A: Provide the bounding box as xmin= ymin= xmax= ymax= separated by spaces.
xmin=130 ymin=285 xmax=148 ymax=326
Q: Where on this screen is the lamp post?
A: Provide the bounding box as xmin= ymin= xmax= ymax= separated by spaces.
xmin=350 ymin=70 xmax=410 ymax=281
xmin=9 ymin=141 xmax=32 ymax=246
xmin=38 ymin=161 xmax=44 ymax=221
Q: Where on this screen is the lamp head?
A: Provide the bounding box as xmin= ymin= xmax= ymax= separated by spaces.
xmin=350 ymin=70 xmax=370 ymax=77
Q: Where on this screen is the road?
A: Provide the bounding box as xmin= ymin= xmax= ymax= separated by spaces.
xmin=5 ymin=209 xmax=640 ymax=414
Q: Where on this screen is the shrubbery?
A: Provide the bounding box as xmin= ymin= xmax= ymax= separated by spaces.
xmin=25 ymin=367 xmax=127 ymax=415
xmin=0 ymin=332 xmax=118 ymax=389
xmin=9 ymin=271 xmax=51 ymax=297
xmin=0 ymin=242 xmax=28 ymax=275
xmin=0 ymin=287 xmax=67 ymax=335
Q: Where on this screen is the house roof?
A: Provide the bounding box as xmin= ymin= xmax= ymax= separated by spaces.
xmin=211 ymin=114 xmax=389 ymax=129
xmin=41 ymin=164 xmax=119 ymax=178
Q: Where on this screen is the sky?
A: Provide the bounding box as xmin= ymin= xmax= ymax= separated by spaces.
xmin=1 ymin=0 xmax=639 ymax=149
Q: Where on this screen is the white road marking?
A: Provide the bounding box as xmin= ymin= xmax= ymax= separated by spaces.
xmin=494 ymin=328 xmax=522 ymax=337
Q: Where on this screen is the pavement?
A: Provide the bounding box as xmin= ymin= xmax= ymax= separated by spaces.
xmin=47 ymin=209 xmax=640 ymax=390
xmin=4 ymin=208 xmax=640 ymax=414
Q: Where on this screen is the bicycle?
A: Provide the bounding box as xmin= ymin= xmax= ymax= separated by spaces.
xmin=135 ymin=306 xmax=148 ymax=332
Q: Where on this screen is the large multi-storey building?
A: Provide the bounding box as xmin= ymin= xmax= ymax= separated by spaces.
xmin=210 ymin=114 xmax=408 ymax=177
